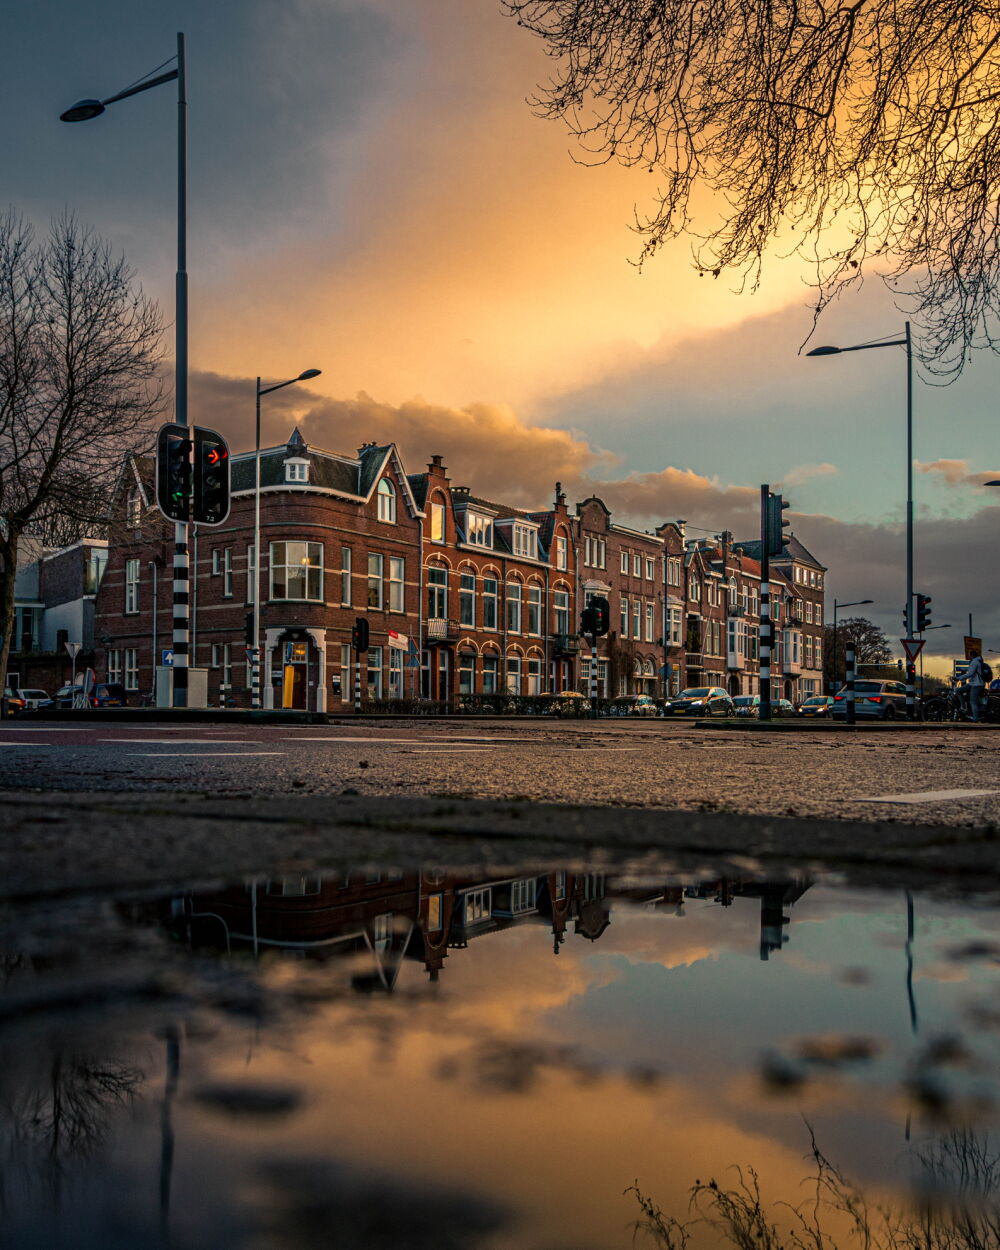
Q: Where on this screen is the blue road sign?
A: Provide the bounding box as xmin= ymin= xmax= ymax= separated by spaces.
xmin=161 ymin=649 xmax=174 ymax=667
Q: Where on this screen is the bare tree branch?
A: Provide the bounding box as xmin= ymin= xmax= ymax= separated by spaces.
xmin=502 ymin=0 xmax=1000 ymax=376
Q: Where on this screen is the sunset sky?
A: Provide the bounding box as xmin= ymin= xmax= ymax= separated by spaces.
xmin=7 ymin=0 xmax=1000 ymax=663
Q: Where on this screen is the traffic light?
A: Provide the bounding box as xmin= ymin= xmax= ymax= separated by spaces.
xmin=193 ymin=426 xmax=230 ymax=525
xmin=903 ymin=603 xmax=910 ymax=633
xmin=580 ymin=605 xmax=598 ymax=636
xmin=916 ymin=593 xmax=932 ymax=631
xmin=590 ymin=595 xmax=610 ymax=637
xmin=352 ymin=617 xmax=370 ymax=653
xmin=155 ymin=423 xmax=191 ymax=522
xmin=765 ymin=492 xmax=791 ymax=556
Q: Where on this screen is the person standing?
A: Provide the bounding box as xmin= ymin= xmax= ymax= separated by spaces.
xmin=967 ymin=650 xmax=987 ymax=722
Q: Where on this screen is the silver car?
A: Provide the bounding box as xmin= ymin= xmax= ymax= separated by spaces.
xmin=831 ymin=680 xmax=909 ymax=719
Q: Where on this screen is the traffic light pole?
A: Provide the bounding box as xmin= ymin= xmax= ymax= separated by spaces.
xmin=759 ymin=485 xmax=772 ymax=722
xmin=172 ymin=33 xmax=190 ymax=709
xmin=904 ymin=321 xmax=916 ymax=720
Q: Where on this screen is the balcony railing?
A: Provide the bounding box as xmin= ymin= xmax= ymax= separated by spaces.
xmin=552 ymin=633 xmax=580 ymax=656
xmin=726 ymin=650 xmax=746 ymax=671
xmin=426 ymin=618 xmax=461 ymax=643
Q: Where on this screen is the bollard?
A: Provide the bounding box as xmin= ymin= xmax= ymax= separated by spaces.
xmin=591 ymin=641 xmax=598 ymax=718
xmin=845 ymin=643 xmax=856 ymax=726
xmin=354 ymin=658 xmax=362 ymax=714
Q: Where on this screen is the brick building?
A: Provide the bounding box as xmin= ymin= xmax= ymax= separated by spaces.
xmin=94 ymin=430 xmax=423 ymax=709
xmin=409 ymin=456 xmax=579 ymax=701
xmin=84 ymin=428 xmax=828 ymax=709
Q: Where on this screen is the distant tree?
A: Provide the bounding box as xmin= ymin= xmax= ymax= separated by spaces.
xmin=0 ymin=212 xmax=163 ymax=693
xmin=824 ymin=616 xmax=893 ymax=686
xmin=503 ymin=1 xmax=1000 ymax=375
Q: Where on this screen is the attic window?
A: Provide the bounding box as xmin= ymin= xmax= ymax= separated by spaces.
xmin=377 ymin=477 xmax=396 ymax=523
xmin=285 ymin=459 xmax=309 ymax=483
xmin=126 ymin=487 xmax=143 ymax=529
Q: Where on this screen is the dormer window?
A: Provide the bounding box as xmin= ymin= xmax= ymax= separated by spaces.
xmin=512 ymin=524 xmax=537 ymax=559
xmin=285 ymin=458 xmax=309 ymax=483
xmin=126 ymin=487 xmax=143 ymax=529
xmin=466 ymin=512 xmax=494 ymax=547
xmin=377 ymin=478 xmax=396 ymax=523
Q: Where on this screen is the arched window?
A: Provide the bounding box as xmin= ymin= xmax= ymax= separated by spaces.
xmin=377 ymin=478 xmax=396 ymax=523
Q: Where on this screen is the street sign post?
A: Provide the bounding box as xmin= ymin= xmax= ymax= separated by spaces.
xmin=964 ymin=636 xmax=983 ymax=660
xmin=161 ymin=649 xmax=174 ymax=667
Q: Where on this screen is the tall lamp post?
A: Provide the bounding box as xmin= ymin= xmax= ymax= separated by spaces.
xmin=252 ymin=370 xmax=321 ymax=709
xmin=807 ymin=324 xmax=916 ymax=717
xmin=61 ymin=35 xmax=191 ymax=706
xmin=830 ymin=598 xmax=873 ymax=691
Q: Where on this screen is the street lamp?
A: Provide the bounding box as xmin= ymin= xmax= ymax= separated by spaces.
xmin=61 ymin=36 xmax=191 ymax=707
xmin=252 ymin=370 xmax=321 ymax=710
xmin=808 ymin=325 xmax=916 ymax=717
xmin=830 ymin=598 xmax=873 ymax=691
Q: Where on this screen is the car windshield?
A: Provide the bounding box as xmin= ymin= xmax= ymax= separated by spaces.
xmin=679 ymin=688 xmax=711 ymax=697
xmin=733 ymin=696 xmax=755 ymax=706
xmin=850 ymin=682 xmax=884 ymax=693
xmin=802 ymin=697 xmax=827 ymax=705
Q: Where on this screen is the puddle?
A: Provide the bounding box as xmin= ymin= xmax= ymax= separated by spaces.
xmin=4 ymin=868 xmax=1000 ymax=1248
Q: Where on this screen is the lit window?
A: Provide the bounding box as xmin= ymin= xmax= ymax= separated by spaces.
xmin=270 ymin=541 xmax=323 ymax=601
xmin=377 ymin=478 xmax=396 ymax=523
xmin=285 ymin=460 xmax=309 ymax=483
xmin=430 ymin=500 xmax=446 ymax=542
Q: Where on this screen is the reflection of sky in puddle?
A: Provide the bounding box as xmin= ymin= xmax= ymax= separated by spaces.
xmin=3 ymin=873 xmax=1000 ymax=1249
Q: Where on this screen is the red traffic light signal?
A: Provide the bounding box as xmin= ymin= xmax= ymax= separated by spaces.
xmin=352 ymin=617 xmax=370 ymax=653
xmin=193 ymin=427 xmax=231 ymax=525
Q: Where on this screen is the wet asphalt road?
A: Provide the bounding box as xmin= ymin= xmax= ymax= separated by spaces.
xmin=1 ymin=718 xmax=999 ymax=828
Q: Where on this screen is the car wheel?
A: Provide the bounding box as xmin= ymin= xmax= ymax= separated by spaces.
xmin=884 ymin=704 xmax=896 ymax=720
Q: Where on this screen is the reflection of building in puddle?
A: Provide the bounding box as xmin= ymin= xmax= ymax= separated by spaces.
xmin=153 ymin=869 xmax=812 ymax=985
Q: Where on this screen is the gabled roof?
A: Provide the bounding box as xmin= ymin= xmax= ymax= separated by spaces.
xmin=734 ymin=534 xmax=826 ymax=572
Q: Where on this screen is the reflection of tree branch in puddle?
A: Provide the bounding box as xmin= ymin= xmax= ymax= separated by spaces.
xmin=629 ymin=1129 xmax=1000 ymax=1249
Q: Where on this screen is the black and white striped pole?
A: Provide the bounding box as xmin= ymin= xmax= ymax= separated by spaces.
xmin=845 ymin=643 xmax=856 ymax=725
xmin=354 ymin=657 xmax=362 ymax=713
xmin=759 ymin=485 xmax=772 ymax=722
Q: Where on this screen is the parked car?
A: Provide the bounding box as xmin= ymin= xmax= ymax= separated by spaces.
xmin=733 ymin=695 xmax=760 ymax=718
xmin=770 ymin=699 xmax=797 ymax=718
xmin=3 ymin=688 xmax=26 ymax=715
xmin=54 ymin=681 xmax=128 ymax=709
xmin=611 ymin=694 xmax=660 ymax=717
xmin=831 ymin=679 xmax=909 ymax=720
xmin=662 ymin=687 xmax=736 ymax=717
xmin=18 ymin=688 xmax=52 ymax=711
xmin=548 ymin=691 xmax=591 ymax=718
xmin=797 ymin=695 xmax=834 ymax=717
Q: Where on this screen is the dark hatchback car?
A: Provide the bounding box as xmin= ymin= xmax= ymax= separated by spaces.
xmin=662 ymin=686 xmax=736 ymax=717
xmin=831 ymin=680 xmax=909 ymax=720
xmin=54 ymin=682 xmax=128 ymax=709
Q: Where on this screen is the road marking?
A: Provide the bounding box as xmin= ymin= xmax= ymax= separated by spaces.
xmin=0 ymin=726 xmax=90 ymax=732
xmin=100 ymin=738 xmax=246 ymax=744
xmin=280 ymin=736 xmax=526 ymax=745
xmin=127 ymin=751 xmax=286 ymax=757
xmin=858 ymin=788 xmax=1000 ymax=804
xmin=0 ymin=742 xmax=52 ymax=746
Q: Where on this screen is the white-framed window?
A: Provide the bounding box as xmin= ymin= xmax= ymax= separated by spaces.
xmin=389 ymin=556 xmax=404 ymax=612
xmin=124 ymin=647 xmax=139 ymax=691
xmin=620 ymin=551 xmax=629 ymax=574
xmin=553 ymin=589 xmax=570 ymax=635
xmin=465 ymin=888 xmax=491 ymax=924
xmin=466 ymin=512 xmax=493 ymax=546
xmin=367 ymin=553 xmax=384 ymax=609
xmin=108 ymin=649 xmax=123 ymax=683
xmin=126 ymin=488 xmax=143 ymax=528
xmin=645 ymin=602 xmax=654 ymax=641
xmin=247 ymin=544 xmax=256 ymax=604
xmin=460 ymin=571 xmax=476 ymax=626
xmin=620 ymin=597 xmax=629 ymax=636
xmin=459 ymin=650 xmax=475 ymax=694
xmin=668 ymin=557 xmax=681 ymax=586
xmin=584 ymin=536 xmax=606 ymax=568
xmin=482 ymin=653 xmax=499 ymax=693
xmin=633 ymin=554 xmax=642 ymax=577
xmin=222 ymin=643 xmax=232 ymax=688
xmin=506 ymin=582 xmax=522 ymax=633
xmin=555 ymin=535 xmax=567 ymax=570
xmin=689 ymin=576 xmax=700 ymax=603
xmin=341 ymin=547 xmax=352 ymax=606
xmin=483 ymin=576 xmax=498 ymax=629
xmin=633 ymin=602 xmax=642 ymax=640
xmin=505 ymin=655 xmax=522 ymax=694
xmin=428 ymin=565 xmax=448 ymax=619
xmin=511 ymin=878 xmax=537 ymax=912
xmin=285 ymin=459 xmax=309 ymax=483
xmin=526 ymin=657 xmax=542 ymax=695
xmin=646 ymin=557 xmax=654 ymax=581
xmin=429 ymin=500 xmax=446 ymax=543
xmin=223 ymin=547 xmax=233 ymax=597
xmin=124 ymin=558 xmax=140 ymax=614
xmin=270 ymin=541 xmax=323 ymax=601
xmin=526 ymin=583 xmax=542 ymax=635
xmin=669 ymin=606 xmax=683 ymax=645
xmin=377 ymin=478 xmax=396 ymax=523
xmin=367 ymin=646 xmax=383 ymax=698
xmin=389 ymin=647 xmax=403 ymax=698
xmin=512 ymin=524 xmax=538 ymax=559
